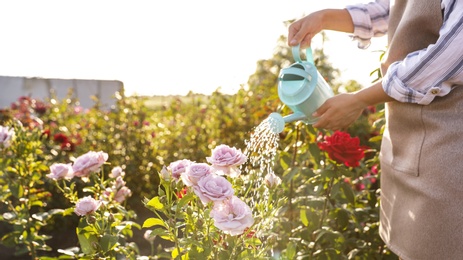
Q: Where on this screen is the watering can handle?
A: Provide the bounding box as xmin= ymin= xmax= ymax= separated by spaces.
xmin=292 ymin=45 xmax=314 ymax=65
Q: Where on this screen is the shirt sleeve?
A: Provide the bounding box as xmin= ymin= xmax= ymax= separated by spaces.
xmin=346 ymin=0 xmax=389 ymax=49
xmin=382 ymin=1 xmax=463 ymax=105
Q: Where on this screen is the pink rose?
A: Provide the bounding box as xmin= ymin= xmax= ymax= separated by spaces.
xmin=0 ymin=125 xmax=15 ymax=148
xmin=114 ymin=186 xmax=132 ymax=203
xmin=168 ymin=159 xmax=193 ymax=182
xmin=181 ymin=163 xmax=212 ymax=187
xmin=47 ymin=163 xmax=74 ymax=180
xmin=101 ymin=188 xmax=113 ymax=200
xmin=72 ymin=151 xmax=108 ymax=177
xmin=159 ymin=166 xmax=171 ymax=181
xmin=74 ymin=196 xmax=102 ymax=216
xmin=109 ymin=166 xmax=125 ymax=178
xmin=193 ymin=174 xmax=234 ymax=204
xmin=210 ymin=196 xmax=254 ymax=236
xmin=114 ymin=176 xmax=126 ymax=189
xmin=264 ymin=172 xmax=282 ymax=188
xmin=206 ymin=144 xmax=247 ymax=177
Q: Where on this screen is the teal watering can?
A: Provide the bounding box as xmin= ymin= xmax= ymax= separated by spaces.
xmin=268 ymin=45 xmax=334 ymax=133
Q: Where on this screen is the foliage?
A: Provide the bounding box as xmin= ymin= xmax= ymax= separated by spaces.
xmin=0 ymin=121 xmax=58 ymax=258
xmin=0 ymin=34 xmax=398 ymax=259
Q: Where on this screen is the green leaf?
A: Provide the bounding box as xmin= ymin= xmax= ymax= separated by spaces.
xmin=369 ymin=135 xmax=383 ymax=143
xmin=30 ymin=200 xmax=44 ymax=207
xmin=245 ymin=237 xmax=262 ymax=246
xmin=279 ymin=156 xmax=290 ymax=170
xmin=177 ymin=193 xmax=195 ymax=209
xmin=142 ymin=217 xmax=166 ymax=228
xmin=77 ymin=231 xmax=98 ymax=255
xmin=82 ymin=187 xmax=97 ymax=193
xmin=321 ymin=169 xmax=337 ymax=178
xmin=300 ymin=209 xmax=309 ymax=227
xmin=283 ymin=167 xmax=299 ymax=182
xmin=172 ymin=247 xmax=179 ymax=259
xmin=335 ymin=209 xmax=350 ymax=231
xmin=146 ymin=196 xmax=164 ymax=210
xmin=309 ymin=142 xmax=321 ymax=165
xmin=147 ymin=227 xmax=170 ymax=238
xmin=285 ymin=241 xmax=297 ymax=260
xmin=341 ymin=182 xmax=356 ymax=205
xmin=10 ymin=183 xmax=24 ymax=198
xmin=1 ymin=232 xmax=20 ymax=247
xmin=100 ymin=234 xmax=119 ymax=252
xmin=62 ymin=207 xmax=75 ymax=216
xmin=172 ymin=247 xmax=189 ymax=259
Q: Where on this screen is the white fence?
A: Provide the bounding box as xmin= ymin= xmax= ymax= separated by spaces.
xmin=0 ymin=76 xmax=124 ymax=109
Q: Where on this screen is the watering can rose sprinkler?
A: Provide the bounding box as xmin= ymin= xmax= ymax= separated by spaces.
xmin=268 ymin=45 xmax=334 ymax=134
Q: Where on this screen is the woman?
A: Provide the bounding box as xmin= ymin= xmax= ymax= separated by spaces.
xmin=288 ymin=0 xmax=463 ymax=259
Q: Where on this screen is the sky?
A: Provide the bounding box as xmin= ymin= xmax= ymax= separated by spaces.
xmin=0 ymin=0 xmax=387 ymax=97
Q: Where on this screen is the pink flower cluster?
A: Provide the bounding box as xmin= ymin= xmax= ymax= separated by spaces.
xmin=162 ymin=144 xmax=254 ymax=236
xmin=47 ymin=151 xmax=108 ymax=180
xmin=102 ymin=166 xmax=132 ymax=204
xmin=47 ymin=151 xmax=132 ymax=216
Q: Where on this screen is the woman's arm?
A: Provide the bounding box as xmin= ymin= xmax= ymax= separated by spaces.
xmin=382 ymin=1 xmax=463 ymax=105
xmin=288 ymin=9 xmax=354 ymax=48
xmin=288 ymin=0 xmax=390 ymax=49
xmin=312 ymin=81 xmax=394 ymax=130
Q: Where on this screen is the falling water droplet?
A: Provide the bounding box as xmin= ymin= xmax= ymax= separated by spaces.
xmin=244 ymin=116 xmax=280 ymax=178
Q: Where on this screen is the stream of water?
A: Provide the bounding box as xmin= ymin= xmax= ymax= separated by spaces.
xmin=243 ymin=116 xmax=280 ymax=177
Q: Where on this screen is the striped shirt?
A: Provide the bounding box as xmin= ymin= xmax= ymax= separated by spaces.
xmin=347 ymin=0 xmax=463 ymax=105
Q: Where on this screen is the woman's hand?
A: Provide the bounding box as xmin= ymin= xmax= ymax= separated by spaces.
xmin=312 ymin=93 xmax=366 ymax=130
xmin=312 ymin=81 xmax=395 ymax=130
xmin=288 ymin=9 xmax=355 ymax=48
xmin=288 ymin=11 xmax=325 ymax=49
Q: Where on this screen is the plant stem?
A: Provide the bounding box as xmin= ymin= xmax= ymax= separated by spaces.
xmin=310 ymin=174 xmax=335 ymax=258
xmin=319 ymin=176 xmax=335 ymax=227
xmin=288 ymin=124 xmax=300 ymax=224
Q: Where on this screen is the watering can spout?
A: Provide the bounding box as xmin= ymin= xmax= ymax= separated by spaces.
xmin=267 ymin=112 xmax=307 ymax=134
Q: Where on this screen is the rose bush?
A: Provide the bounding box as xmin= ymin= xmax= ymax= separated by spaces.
xmin=0 ymin=122 xmax=59 ymax=259
xmin=46 ymin=150 xmax=140 ymax=259
xmin=143 ymin=144 xmax=284 ymax=259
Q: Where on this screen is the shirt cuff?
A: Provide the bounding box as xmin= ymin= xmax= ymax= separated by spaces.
xmin=382 ymin=62 xmax=440 ymax=105
xmin=346 ymin=5 xmax=373 ymax=49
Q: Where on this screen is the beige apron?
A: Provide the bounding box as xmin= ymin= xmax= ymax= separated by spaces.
xmin=379 ymin=1 xmax=463 ymax=259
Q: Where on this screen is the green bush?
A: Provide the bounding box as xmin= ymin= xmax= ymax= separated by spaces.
xmin=0 ymin=36 xmax=397 ymax=259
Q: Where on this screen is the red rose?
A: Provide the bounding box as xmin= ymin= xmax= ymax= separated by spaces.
xmin=317 ymin=131 xmax=366 ymax=167
xmin=53 ymin=133 xmax=69 ymax=144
